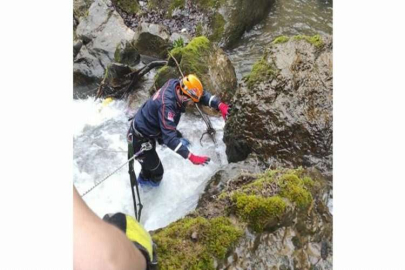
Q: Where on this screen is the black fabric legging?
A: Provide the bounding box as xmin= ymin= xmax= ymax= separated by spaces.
xmin=131 ymin=135 xmax=164 ymax=183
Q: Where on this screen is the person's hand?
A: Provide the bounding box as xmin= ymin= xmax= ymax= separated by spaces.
xmin=188 ymin=153 xmax=211 ymax=165
xmin=103 ymin=213 xmax=156 ymax=268
xmin=218 ymin=103 xmax=231 ymax=120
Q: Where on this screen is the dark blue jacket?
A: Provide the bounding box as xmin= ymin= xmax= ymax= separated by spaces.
xmin=132 ymin=79 xmax=221 ymax=159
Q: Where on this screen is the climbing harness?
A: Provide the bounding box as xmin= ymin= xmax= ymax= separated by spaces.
xmin=128 ymin=139 xmax=152 ymax=221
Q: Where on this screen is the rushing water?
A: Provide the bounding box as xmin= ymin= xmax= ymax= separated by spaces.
xmin=228 ymin=0 xmax=333 ymax=80
xmin=73 ymin=0 xmax=333 ymax=230
xmin=73 ymin=72 xmax=228 ymax=230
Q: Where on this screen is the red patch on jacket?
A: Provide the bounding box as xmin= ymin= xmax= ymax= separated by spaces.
xmin=167 ymin=111 xmax=175 ymax=122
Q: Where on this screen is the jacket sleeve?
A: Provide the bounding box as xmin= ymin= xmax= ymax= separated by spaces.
xmin=199 ymin=89 xmax=221 ymax=110
xmin=158 ymin=103 xmax=190 ymax=159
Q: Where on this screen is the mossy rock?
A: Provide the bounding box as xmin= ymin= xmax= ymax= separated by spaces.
xmin=195 ymin=23 xmax=204 ymax=37
xmin=272 ymin=35 xmax=290 ymax=44
xmin=112 ymin=0 xmax=139 ymax=14
xmin=154 ymin=36 xmax=237 ymax=102
xmin=221 ymin=0 xmax=275 ymax=48
xmin=73 ymin=0 xmax=94 ymax=19
xmin=114 ymin=40 xmax=140 ymax=66
xmin=168 ymin=0 xmax=185 ymax=16
xmin=152 ymin=216 xmax=242 ymax=269
xmin=208 ymin=12 xmax=226 ymax=42
xmin=226 ymin=168 xmax=315 ymax=232
xmin=195 ymin=0 xmax=224 ymax=10
xmin=134 ymin=23 xmax=171 ymax=59
xmin=150 ymin=66 xmax=180 ymax=94
xmin=134 ymin=33 xmax=171 ymax=59
xmin=232 ymin=193 xmax=286 ymax=232
xmin=169 ymin=36 xmax=211 ymax=75
xmin=293 ymin=34 xmax=324 ymax=48
xmin=243 ymin=53 xmax=278 ymax=89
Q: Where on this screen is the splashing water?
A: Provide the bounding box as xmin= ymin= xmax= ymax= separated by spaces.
xmin=73 ymin=98 xmax=227 ymax=230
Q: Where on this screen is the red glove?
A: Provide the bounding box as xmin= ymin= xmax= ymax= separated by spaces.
xmin=218 ymin=103 xmax=230 ymax=120
xmin=188 ymin=153 xmax=211 ymax=165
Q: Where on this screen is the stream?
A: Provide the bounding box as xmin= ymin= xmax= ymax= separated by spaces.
xmin=73 ymin=0 xmax=333 ymax=230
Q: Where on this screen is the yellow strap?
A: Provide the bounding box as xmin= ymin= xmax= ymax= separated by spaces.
xmin=125 ymin=216 xmax=153 ymax=261
xmin=102 ymin=97 xmax=114 ymax=107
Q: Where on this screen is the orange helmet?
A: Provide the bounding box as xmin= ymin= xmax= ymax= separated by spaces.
xmin=180 ymin=74 xmax=204 ymax=102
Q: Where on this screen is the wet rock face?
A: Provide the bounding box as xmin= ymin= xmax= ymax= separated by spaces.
xmin=224 ymin=35 xmax=333 ymax=176
xmin=73 ymin=43 xmax=105 ymax=98
xmin=157 ymin=167 xmax=332 ymax=269
xmin=112 ymin=0 xmax=274 ymax=48
xmin=214 ymin=167 xmax=332 ymax=270
xmin=222 ymin=227 xmax=332 ymax=270
xmin=74 ymin=0 xmax=94 ymax=20
xmin=221 ymin=0 xmax=275 ymax=48
xmin=133 ymin=23 xmax=171 ymax=59
xmin=114 ymin=40 xmax=140 ymax=66
xmin=74 ymin=0 xmax=136 ymax=97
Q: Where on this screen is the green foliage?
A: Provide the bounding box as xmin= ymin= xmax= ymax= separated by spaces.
xmin=244 ymin=55 xmax=278 ymax=88
xmin=293 ymin=34 xmax=324 ymax=48
xmin=113 ymin=0 xmax=139 ymax=14
xmin=172 ymin=37 xmax=185 ymax=49
xmin=272 ymin=35 xmax=290 ymax=44
xmin=153 ymin=216 xmax=242 ymax=269
xmin=232 ymin=193 xmax=286 ymax=232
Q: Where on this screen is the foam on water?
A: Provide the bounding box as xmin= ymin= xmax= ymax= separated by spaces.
xmin=73 ymin=98 xmax=227 ymax=230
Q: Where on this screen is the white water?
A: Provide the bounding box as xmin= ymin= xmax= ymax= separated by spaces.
xmin=73 ymin=98 xmax=227 ymax=231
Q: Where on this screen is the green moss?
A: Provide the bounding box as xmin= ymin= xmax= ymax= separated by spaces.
xmin=232 ymin=193 xmax=286 ymax=232
xmin=153 ymin=66 xmax=180 ymax=92
xmin=113 ymin=0 xmax=139 ymax=14
xmin=272 ymin=35 xmax=289 ymax=44
xmin=293 ymin=34 xmax=323 ymax=48
xmin=302 ymin=176 xmax=315 ymax=188
xmin=195 ymin=0 xmax=221 ymax=9
xmin=147 ymin=0 xmax=156 ymax=9
xmin=168 ymin=0 xmax=185 ymax=16
xmin=135 ymin=33 xmax=170 ymax=59
xmin=278 ymin=174 xmax=313 ymax=209
xmin=244 ymin=55 xmax=278 ymax=88
xmin=168 ymin=36 xmax=211 ymax=76
xmin=195 ymin=23 xmax=204 ymax=36
xmin=229 ymin=169 xmax=315 ymax=232
xmin=153 ymin=216 xmax=242 ymax=269
xmin=208 ymin=13 xmax=225 ymax=42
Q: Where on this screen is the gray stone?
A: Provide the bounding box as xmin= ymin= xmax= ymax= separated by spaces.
xmin=114 ymin=40 xmax=140 ymax=66
xmin=74 ymin=0 xmax=136 ymax=95
xmin=220 ymin=0 xmax=275 ymax=48
xmin=73 ymin=43 xmax=105 ymax=98
xmin=224 ymin=35 xmax=333 ymax=176
xmin=169 ymin=32 xmax=191 ymax=44
xmin=133 ymin=23 xmax=171 ymax=59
